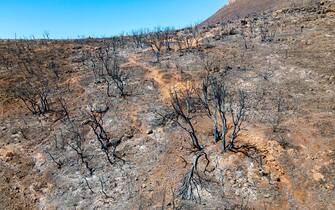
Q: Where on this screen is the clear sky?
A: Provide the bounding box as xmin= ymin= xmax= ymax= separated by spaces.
xmin=0 ymin=0 xmax=227 ymax=39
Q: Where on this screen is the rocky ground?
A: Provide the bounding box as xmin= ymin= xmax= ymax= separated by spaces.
xmin=0 ymin=1 xmax=334 ymax=209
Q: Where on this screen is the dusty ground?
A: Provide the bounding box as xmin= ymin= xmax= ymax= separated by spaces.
xmin=0 ymin=1 xmax=334 ymax=209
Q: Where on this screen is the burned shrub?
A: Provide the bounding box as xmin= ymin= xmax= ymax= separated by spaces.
xmin=11 ymin=80 xmax=52 ymax=115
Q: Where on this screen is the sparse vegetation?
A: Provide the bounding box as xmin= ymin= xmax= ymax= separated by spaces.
xmin=0 ymin=0 xmax=334 ymax=209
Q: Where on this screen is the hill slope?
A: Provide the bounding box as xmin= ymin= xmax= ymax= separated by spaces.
xmin=202 ymin=0 xmax=319 ymax=25
xmin=0 ymin=1 xmax=334 ymax=209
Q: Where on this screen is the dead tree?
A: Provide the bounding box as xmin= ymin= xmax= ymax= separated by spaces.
xmin=57 ymin=97 xmax=70 ymax=122
xmin=144 ymin=28 xmax=165 ymax=63
xmin=182 ymin=87 xmax=196 ymax=113
xmin=48 ymin=60 xmax=60 ymax=79
xmin=178 ymin=26 xmax=201 ymax=52
xmin=177 ymin=150 xmax=210 ymax=202
xmin=45 ymin=149 xmax=62 ymax=169
xmin=176 ymin=33 xmax=184 ymax=52
xmin=184 ymin=34 xmax=194 ymax=52
xmin=67 ymin=123 xmax=95 ymax=175
xmin=260 ymin=22 xmax=277 ymax=43
xmin=84 ymin=177 xmax=95 ymax=194
xmin=198 ymin=76 xmax=212 ymax=118
xmin=131 ymin=29 xmax=146 ymax=49
xmin=0 ymin=53 xmax=13 ymax=72
xmin=211 ymin=79 xmax=227 ymax=146
xmin=84 ymin=111 xmax=125 ymax=165
xmin=90 ymin=42 xmax=118 ymax=82
xmin=14 ymin=43 xmax=36 ymax=75
xmin=12 ymin=80 xmax=52 ymax=115
xmin=198 ymin=77 xmax=247 ymax=152
xmin=212 ymin=82 xmax=246 ymax=152
xmin=93 ymin=44 xmax=129 ymax=97
xmin=162 ymin=27 xmax=175 ymax=52
xmin=190 ymin=26 xmax=201 ymax=49
xmin=108 ymin=37 xmax=121 ymax=54
xmin=116 ymin=33 xmax=127 ymax=49
xmin=170 ymin=90 xmax=203 ymax=151
xmin=99 ymin=176 xmax=113 ymax=199
xmin=8 ymin=42 xmax=58 ymax=116
xmin=200 ymin=53 xmax=222 ymax=75
xmin=57 ymin=99 xmax=95 ymax=175
xmin=227 ymin=90 xmax=246 ymax=151
xmin=86 ymin=50 xmax=104 ymax=83
xmin=105 ymin=56 xmax=129 ymax=97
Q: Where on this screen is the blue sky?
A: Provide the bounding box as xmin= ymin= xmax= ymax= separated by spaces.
xmin=0 ymin=0 xmax=227 ymax=39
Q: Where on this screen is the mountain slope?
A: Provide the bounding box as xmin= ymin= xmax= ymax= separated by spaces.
xmin=0 ymin=1 xmax=334 ymax=209
xmin=202 ymin=0 xmax=318 ymax=25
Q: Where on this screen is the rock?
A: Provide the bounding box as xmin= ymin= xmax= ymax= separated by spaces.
xmin=91 ymin=103 xmax=109 ymax=113
xmin=11 ymin=133 xmax=21 ymax=139
xmin=146 ymin=129 xmax=153 ymax=135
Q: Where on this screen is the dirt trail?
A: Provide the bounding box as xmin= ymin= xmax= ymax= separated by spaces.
xmin=126 ymin=54 xmax=193 ymax=102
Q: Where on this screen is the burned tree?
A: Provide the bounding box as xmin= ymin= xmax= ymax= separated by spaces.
xmin=56 ymin=99 xmax=95 ymax=175
xmin=144 ymin=28 xmax=165 ymax=63
xmin=170 ymin=90 xmax=203 ymax=151
xmin=91 ymin=44 xmax=129 ymax=97
xmin=85 ymin=50 xmax=104 ymax=83
xmin=177 ymin=150 xmax=210 ymax=202
xmin=227 ymin=90 xmax=246 ymax=151
xmin=176 ymin=26 xmax=201 ymax=52
xmin=48 ymin=60 xmax=60 ymax=79
xmin=7 ymin=41 xmax=63 ymax=116
xmin=67 ymin=123 xmax=95 ymax=175
xmin=198 ymin=77 xmax=247 ymax=152
xmin=189 ymin=26 xmax=201 ymax=49
xmin=45 ymin=149 xmax=63 ymax=169
xmin=0 ymin=52 xmax=14 ymax=72
xmin=99 ymin=176 xmax=113 ymax=199
xmin=105 ymin=56 xmax=129 ymax=97
xmin=260 ymin=22 xmax=277 ymax=43
xmin=86 ymin=40 xmax=119 ymax=84
xmin=200 ymin=53 xmax=222 ymax=75
xmin=198 ymin=76 xmax=212 ymax=118
xmin=176 ymin=33 xmax=185 ymax=53
xmin=162 ymin=27 xmax=175 ymax=52
xmin=131 ymin=29 xmax=146 ymax=49
xmin=12 ymin=80 xmax=52 ymax=115
xmin=14 ymin=42 xmax=37 ymax=75
xmin=265 ymin=89 xmax=288 ymax=135
xmin=84 ymin=111 xmax=125 ymax=165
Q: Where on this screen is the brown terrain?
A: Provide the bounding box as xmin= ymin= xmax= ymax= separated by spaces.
xmin=0 ymin=0 xmax=334 ymax=209
xmin=202 ymin=0 xmax=321 ymax=25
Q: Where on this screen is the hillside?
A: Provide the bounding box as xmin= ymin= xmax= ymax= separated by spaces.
xmin=0 ymin=0 xmax=334 ymax=209
xmin=202 ymin=0 xmax=319 ymax=26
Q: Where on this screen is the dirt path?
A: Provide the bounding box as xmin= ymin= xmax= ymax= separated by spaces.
xmin=126 ymin=54 xmax=193 ymax=102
